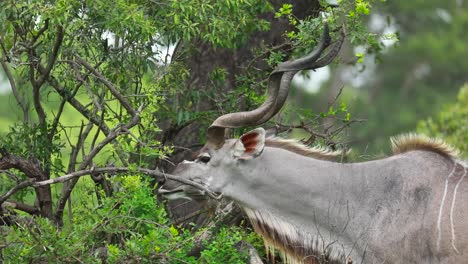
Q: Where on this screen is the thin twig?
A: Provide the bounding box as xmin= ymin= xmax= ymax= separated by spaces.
xmin=46 ymin=74 xmax=111 ymax=135
xmin=32 ymin=167 xmax=223 ymax=200
xmin=0 ymin=179 xmax=36 ymax=204
xmin=74 ymin=55 xmax=136 ymax=116
xmin=0 ymin=43 xmax=29 ymax=121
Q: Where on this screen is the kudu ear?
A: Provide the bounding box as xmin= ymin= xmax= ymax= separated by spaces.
xmin=233 ymin=128 xmax=266 ymax=160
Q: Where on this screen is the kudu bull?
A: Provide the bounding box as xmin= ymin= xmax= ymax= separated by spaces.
xmin=160 ymin=25 xmax=468 ymax=263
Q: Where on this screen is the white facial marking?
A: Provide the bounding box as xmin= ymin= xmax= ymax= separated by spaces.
xmin=205 ymin=175 xmax=213 ymax=187
xmin=199 ymin=153 xmax=210 ymax=159
xmin=165 ymin=192 xmax=193 ymax=201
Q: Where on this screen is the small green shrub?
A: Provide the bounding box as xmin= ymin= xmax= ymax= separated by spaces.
xmin=1 ymin=176 xmax=261 ymax=263
xmin=417 ymin=84 xmax=468 ymax=158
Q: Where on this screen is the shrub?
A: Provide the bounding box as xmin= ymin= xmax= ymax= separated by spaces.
xmin=1 ymin=176 xmax=260 ymax=263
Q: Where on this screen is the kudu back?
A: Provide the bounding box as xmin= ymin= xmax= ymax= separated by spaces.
xmin=160 ymin=25 xmax=468 ymax=263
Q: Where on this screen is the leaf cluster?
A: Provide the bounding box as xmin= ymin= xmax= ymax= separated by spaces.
xmin=417 ymin=84 xmax=468 ymax=158
xmin=1 ymin=176 xmax=258 ymax=263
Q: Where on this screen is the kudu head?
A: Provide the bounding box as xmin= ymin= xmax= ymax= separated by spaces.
xmin=161 ymin=24 xmax=345 ymax=201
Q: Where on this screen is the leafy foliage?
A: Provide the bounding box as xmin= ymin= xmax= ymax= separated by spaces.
xmin=273 ymin=1 xmax=391 ymax=59
xmin=417 ymin=84 xmax=468 ymax=158
xmin=166 ymin=0 xmax=272 ymax=48
xmin=343 ymin=0 xmax=468 ymax=153
xmin=0 ymin=0 xmax=379 ymax=263
xmin=1 ymin=176 xmax=258 ymax=263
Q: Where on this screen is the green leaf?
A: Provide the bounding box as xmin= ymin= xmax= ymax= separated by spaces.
xmin=170 ymin=225 xmax=179 ymax=236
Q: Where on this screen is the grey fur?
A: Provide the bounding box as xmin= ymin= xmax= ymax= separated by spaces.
xmin=162 ymin=129 xmax=468 ymax=263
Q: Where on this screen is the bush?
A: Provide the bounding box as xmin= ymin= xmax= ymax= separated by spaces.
xmin=417 ymin=84 xmax=468 ymax=158
xmin=1 ymin=176 xmax=260 ymax=263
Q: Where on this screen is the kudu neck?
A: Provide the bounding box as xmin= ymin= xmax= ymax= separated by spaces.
xmin=224 ymin=146 xmax=371 ymax=226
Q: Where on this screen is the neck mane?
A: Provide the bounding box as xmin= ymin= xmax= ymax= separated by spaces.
xmin=390 ymin=133 xmax=458 ymax=158
xmin=266 ymin=133 xmax=459 ymax=161
xmin=265 ymin=137 xmax=348 ymax=161
xmin=243 ymin=207 xmax=346 ymax=264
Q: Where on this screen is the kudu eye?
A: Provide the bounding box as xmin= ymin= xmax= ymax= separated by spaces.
xmin=197 ymin=153 xmax=211 ymax=163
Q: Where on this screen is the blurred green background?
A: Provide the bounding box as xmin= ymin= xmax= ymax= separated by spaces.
xmin=286 ymin=0 xmax=467 ymax=157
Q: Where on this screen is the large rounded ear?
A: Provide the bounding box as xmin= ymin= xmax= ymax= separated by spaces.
xmin=232 ymin=128 xmax=266 ymax=160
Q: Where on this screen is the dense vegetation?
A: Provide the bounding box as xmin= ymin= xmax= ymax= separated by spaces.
xmin=0 ymin=0 xmax=465 ymax=263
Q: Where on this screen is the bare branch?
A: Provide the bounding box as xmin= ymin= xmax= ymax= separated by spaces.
xmin=328 ymin=85 xmax=345 ymax=109
xmin=2 ymin=201 xmax=40 ymax=215
xmin=67 ymin=121 xmax=92 ymax=173
xmin=55 ymin=105 xmax=143 ymax=222
xmin=81 ymin=105 xmax=142 ymax=170
xmin=48 ymin=96 xmax=67 ymax=142
xmin=70 ymin=60 xmax=102 ymax=110
xmin=74 ymin=55 xmax=137 ymax=117
xmin=0 ymin=38 xmax=29 ymax=122
xmin=46 ymin=75 xmax=111 ymax=135
xmin=35 ymin=26 xmax=64 ymax=88
xmin=0 ymin=179 xmax=35 ymax=204
xmin=31 ymin=19 xmax=49 ymax=45
xmin=275 ymin=122 xmax=328 ymax=142
xmin=16 ymin=166 xmax=221 ymax=200
xmin=0 ymin=150 xmax=45 ymax=179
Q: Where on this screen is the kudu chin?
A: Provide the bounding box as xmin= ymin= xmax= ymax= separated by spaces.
xmin=160 ymin=25 xmax=468 ymax=264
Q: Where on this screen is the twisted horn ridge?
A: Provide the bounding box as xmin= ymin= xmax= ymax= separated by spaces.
xmin=207 ymin=24 xmax=346 ymax=149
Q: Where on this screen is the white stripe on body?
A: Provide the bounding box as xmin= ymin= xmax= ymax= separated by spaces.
xmin=436 ymin=162 xmax=457 ymax=251
xmin=449 ymin=166 xmax=466 ymax=253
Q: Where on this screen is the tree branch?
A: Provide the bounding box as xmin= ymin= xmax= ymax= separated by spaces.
xmin=0 ymin=150 xmax=45 ymax=179
xmin=35 ymin=26 xmax=64 ymax=88
xmin=1 ymin=165 xmax=221 ymax=218
xmin=46 ymin=75 xmax=111 ymax=135
xmin=48 ymin=95 xmax=67 ymax=142
xmin=74 ymin=55 xmax=136 ymax=116
xmin=0 ymin=179 xmax=35 ymax=204
xmin=67 ymin=121 xmax=92 ymax=173
xmin=2 ymin=201 xmax=40 ymax=215
xmin=55 ymin=105 xmax=143 ymax=222
xmin=0 ymin=37 xmax=29 ymax=122
xmin=81 ymin=105 xmax=142 ymax=170
xmin=33 ymin=167 xmax=222 ymax=199
xmin=28 ymin=26 xmax=64 ymax=125
xmin=30 ymin=55 xmax=46 ymax=125
xmin=31 ymin=19 xmax=49 ymax=45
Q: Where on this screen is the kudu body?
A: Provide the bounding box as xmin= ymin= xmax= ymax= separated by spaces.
xmin=160 ymin=25 xmax=468 ymax=263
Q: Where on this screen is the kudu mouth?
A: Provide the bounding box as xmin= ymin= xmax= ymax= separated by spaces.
xmin=158 ymin=186 xmax=211 ymax=201
xmin=158 ymin=187 xmax=191 ymax=201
